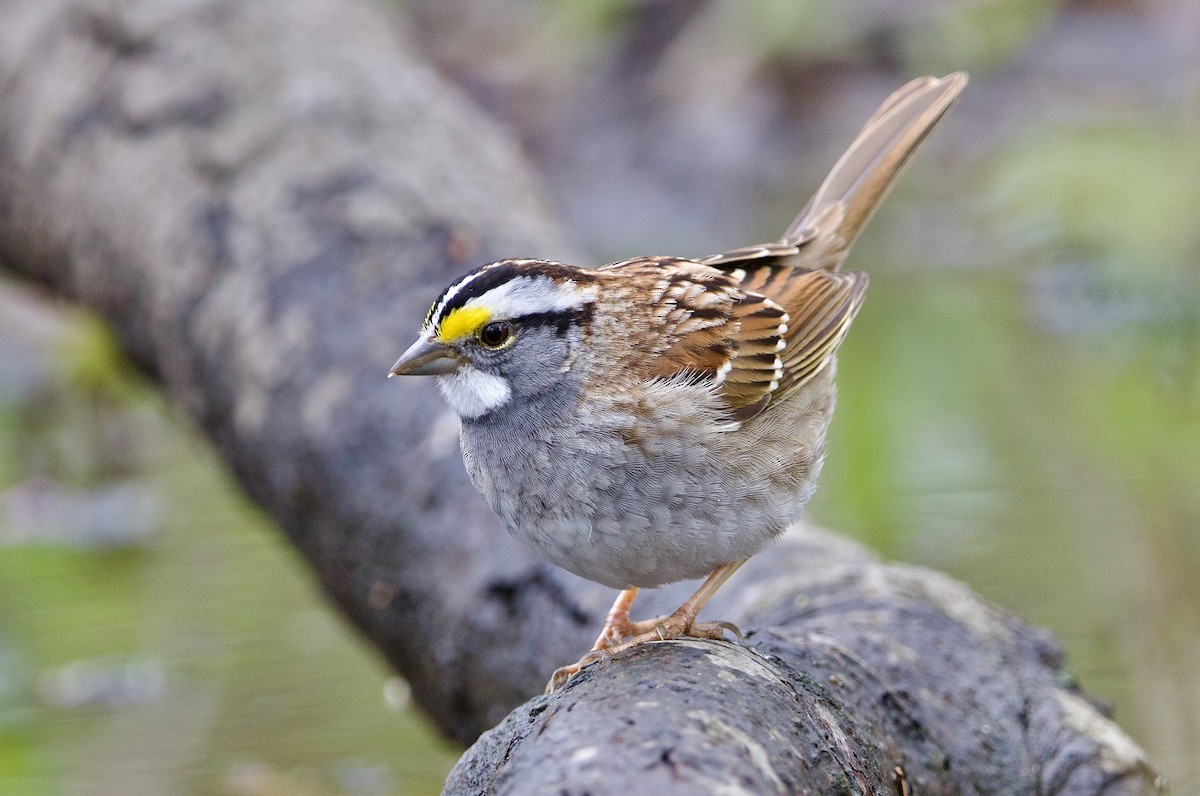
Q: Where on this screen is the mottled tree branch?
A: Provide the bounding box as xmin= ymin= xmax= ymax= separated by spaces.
xmin=0 ymin=0 xmax=1162 ymax=792
xmin=447 ymin=533 xmax=1162 ymax=794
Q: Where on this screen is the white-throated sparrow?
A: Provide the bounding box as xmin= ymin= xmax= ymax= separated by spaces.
xmin=390 ymin=73 xmax=966 ymax=690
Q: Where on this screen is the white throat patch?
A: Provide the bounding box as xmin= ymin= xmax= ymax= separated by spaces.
xmin=437 ymin=365 xmax=511 ymax=419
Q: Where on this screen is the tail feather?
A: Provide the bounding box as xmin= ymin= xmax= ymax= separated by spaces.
xmin=784 ymin=72 xmax=968 ymax=270
xmin=701 ymin=73 xmax=967 ymax=274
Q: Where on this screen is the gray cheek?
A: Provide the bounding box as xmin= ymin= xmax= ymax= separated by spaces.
xmin=501 ymin=333 xmax=574 ymax=398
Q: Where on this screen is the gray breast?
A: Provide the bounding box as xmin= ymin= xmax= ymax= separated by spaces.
xmin=459 ymin=374 xmax=834 ymax=589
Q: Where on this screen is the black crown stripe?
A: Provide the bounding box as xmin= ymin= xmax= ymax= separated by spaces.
xmin=430 ymin=260 xmax=596 ymax=327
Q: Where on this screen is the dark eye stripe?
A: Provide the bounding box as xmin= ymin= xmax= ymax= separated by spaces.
xmin=512 ymin=304 xmax=595 ymax=336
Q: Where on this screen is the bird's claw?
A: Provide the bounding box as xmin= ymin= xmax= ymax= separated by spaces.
xmin=545 ymin=665 xmax=577 ymax=693
xmin=688 ymin=619 xmax=743 ymax=642
xmin=646 ymin=615 xmax=742 ymax=643
xmin=546 ymin=648 xmax=612 ymax=693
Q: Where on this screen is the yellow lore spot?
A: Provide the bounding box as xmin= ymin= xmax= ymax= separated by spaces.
xmin=436 ymin=305 xmax=491 ymax=342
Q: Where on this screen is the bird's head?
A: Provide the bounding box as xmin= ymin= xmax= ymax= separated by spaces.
xmin=389 ymin=259 xmax=598 ymax=419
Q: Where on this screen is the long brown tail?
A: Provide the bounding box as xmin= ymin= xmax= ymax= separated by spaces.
xmin=701 ymin=73 xmax=967 ymax=274
xmin=784 ymin=72 xmax=968 ymax=271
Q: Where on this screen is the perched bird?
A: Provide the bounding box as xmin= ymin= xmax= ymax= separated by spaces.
xmin=390 ymin=73 xmax=967 ymax=690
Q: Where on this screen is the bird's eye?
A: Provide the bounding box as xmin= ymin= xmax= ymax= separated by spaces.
xmin=478 ymin=321 xmax=513 ymax=349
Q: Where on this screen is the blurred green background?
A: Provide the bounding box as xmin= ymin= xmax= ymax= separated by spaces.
xmin=1 ymin=0 xmax=1197 ymax=793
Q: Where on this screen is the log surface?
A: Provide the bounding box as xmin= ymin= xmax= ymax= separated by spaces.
xmin=447 ymin=532 xmax=1162 ymax=795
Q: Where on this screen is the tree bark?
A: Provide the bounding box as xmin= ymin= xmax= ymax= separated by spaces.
xmin=447 ymin=533 xmax=1164 ymax=794
xmin=0 ymin=0 xmax=1163 ymax=793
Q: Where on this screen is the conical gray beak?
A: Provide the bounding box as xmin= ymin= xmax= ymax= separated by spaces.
xmin=389 ymin=337 xmax=459 ymax=377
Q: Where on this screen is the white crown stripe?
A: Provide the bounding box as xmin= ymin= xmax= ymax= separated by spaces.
xmin=459 ymin=276 xmax=598 ymax=319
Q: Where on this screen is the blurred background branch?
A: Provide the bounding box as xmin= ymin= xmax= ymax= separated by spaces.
xmin=0 ymin=0 xmax=1196 ymax=793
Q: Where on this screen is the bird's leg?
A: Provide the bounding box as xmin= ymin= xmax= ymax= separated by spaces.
xmin=546 ymin=560 xmax=748 ymax=692
xmin=595 ymin=587 xmax=641 ymax=649
xmin=546 ymin=587 xmax=640 ymax=693
xmin=616 ymin=559 xmax=748 ymax=643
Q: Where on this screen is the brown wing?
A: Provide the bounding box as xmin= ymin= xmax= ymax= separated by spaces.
xmin=771 ymin=269 xmax=868 ymax=397
xmin=715 ymin=293 xmax=790 ymax=420
xmin=602 ymin=258 xmax=864 ymax=422
xmin=608 ymin=258 xmax=739 ymax=374
xmin=600 ymin=258 xmax=781 ymax=419
xmin=713 ymin=264 xmax=867 ymax=413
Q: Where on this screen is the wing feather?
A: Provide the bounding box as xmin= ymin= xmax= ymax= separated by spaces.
xmin=775 ymin=270 xmax=868 ymax=395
